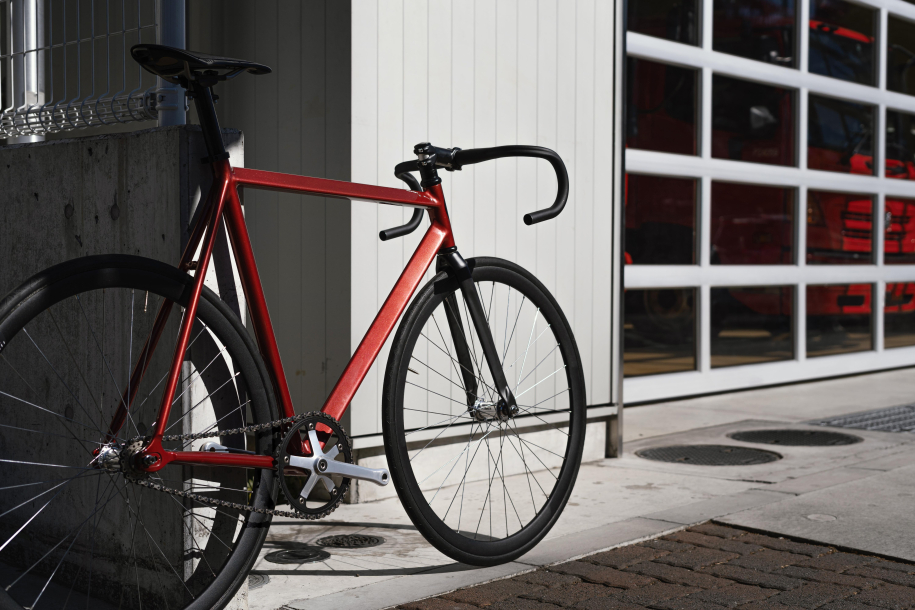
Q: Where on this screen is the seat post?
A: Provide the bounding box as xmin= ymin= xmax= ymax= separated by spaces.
xmin=190 ymin=81 xmax=229 ymax=162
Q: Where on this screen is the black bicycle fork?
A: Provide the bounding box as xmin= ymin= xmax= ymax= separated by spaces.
xmin=437 ymin=250 xmax=519 ymax=420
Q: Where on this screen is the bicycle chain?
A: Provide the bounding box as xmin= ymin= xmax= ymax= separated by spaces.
xmin=123 ymin=411 xmax=343 ymax=521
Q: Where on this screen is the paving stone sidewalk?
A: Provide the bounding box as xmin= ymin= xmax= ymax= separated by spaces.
xmin=396 ymin=523 xmax=915 ymax=610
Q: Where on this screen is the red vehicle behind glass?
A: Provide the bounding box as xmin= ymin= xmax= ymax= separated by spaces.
xmin=626 ymin=19 xmax=915 ymax=341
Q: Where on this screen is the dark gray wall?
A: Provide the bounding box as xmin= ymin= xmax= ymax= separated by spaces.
xmin=188 ymin=0 xmax=352 ymax=424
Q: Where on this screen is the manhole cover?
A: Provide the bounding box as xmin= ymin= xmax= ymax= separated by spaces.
xmin=808 ymin=404 xmax=915 ymax=433
xmin=316 ymin=534 xmax=385 ymax=549
xmin=729 ymin=429 xmax=862 ymax=446
xmin=263 ymin=546 xmax=330 ymax=564
xmin=248 ymin=572 xmax=270 ymax=590
xmin=636 ymin=444 xmax=781 ymax=466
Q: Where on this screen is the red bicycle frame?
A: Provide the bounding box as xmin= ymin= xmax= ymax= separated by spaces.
xmin=109 ymin=158 xmax=455 ymax=472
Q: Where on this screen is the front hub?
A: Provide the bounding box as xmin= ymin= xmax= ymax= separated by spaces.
xmin=469 ymin=397 xmax=514 ymax=422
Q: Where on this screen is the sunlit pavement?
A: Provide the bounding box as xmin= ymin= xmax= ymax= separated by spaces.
xmin=248 ymin=367 xmax=915 ymax=610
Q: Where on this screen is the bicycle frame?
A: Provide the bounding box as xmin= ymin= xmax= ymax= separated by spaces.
xmin=109 ymin=158 xmax=456 ymax=473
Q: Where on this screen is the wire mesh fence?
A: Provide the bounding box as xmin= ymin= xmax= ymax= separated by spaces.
xmin=0 ymin=0 xmax=160 ymax=139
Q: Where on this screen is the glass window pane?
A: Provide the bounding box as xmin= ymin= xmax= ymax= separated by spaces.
xmin=807 ymin=191 xmax=873 ymax=264
xmin=624 ymin=288 xmax=696 ymax=377
xmin=887 ymin=16 xmax=915 ymax=96
xmin=711 ymin=182 xmax=794 ymax=264
xmin=886 ymin=109 xmax=915 ymax=180
xmin=711 ymin=286 xmax=794 ymax=368
xmin=713 ymin=0 xmax=797 ymax=67
xmin=807 ymin=284 xmax=872 ymax=357
xmin=886 ymin=198 xmax=915 ymax=264
xmin=626 ymin=174 xmax=696 ymax=265
xmin=627 ymin=57 xmax=698 ymax=156
xmin=809 ymin=0 xmax=876 ymax=86
xmin=885 ymin=283 xmax=915 ymax=348
xmin=712 ymin=75 xmax=795 ymax=166
xmin=808 ymin=95 xmax=875 ymax=175
xmin=628 ymin=0 xmax=699 ymax=46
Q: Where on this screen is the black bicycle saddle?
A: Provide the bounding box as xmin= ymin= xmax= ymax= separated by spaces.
xmin=131 ymin=44 xmax=271 ymax=85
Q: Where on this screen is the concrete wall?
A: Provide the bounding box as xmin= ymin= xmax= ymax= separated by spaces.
xmin=0 ymin=125 xmax=241 ymax=296
xmin=0 ymin=125 xmax=247 ymax=608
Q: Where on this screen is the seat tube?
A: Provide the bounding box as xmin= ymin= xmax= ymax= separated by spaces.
xmin=191 ymin=82 xmax=228 ymax=161
xmin=141 ymin=165 xmax=232 ymax=469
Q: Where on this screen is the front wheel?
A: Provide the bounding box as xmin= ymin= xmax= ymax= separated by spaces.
xmin=382 ymin=257 xmax=586 ymax=566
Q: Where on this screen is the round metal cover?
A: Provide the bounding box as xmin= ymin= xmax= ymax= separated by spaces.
xmin=729 ymin=429 xmax=862 ymax=446
xmin=636 ymin=444 xmax=781 ymax=466
xmin=248 ymin=573 xmax=270 ymax=590
xmin=316 ymin=534 xmax=385 ymax=549
xmin=263 ymin=545 xmax=331 ymax=565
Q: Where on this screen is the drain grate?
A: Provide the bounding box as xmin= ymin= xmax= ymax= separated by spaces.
xmin=808 ymin=404 xmax=915 ymax=433
xmin=316 ymin=534 xmax=385 ymax=549
xmin=729 ymin=429 xmax=862 ymax=446
xmin=263 ymin=545 xmax=331 ymax=565
xmin=636 ymin=444 xmax=781 ymax=466
xmin=248 ymin=573 xmax=270 ymax=590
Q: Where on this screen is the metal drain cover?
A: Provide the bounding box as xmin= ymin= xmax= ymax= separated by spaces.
xmin=729 ymin=429 xmax=862 ymax=446
xmin=248 ymin=572 xmax=270 ymax=590
xmin=809 ymin=404 xmax=915 ymax=433
xmin=636 ymin=444 xmax=781 ymax=466
xmin=263 ymin=546 xmax=330 ymax=565
xmin=316 ymin=534 xmax=385 ymax=549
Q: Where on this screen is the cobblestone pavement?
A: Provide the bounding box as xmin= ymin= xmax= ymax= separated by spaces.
xmin=396 ymin=523 xmax=915 ymax=610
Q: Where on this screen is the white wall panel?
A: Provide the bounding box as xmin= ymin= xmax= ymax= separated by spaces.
xmin=349 ymin=0 xmax=620 ymax=438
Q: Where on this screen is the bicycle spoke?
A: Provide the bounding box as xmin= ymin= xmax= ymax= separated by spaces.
xmin=76 ymin=294 xmax=142 ymax=438
xmin=21 ymin=327 xmax=108 ymax=442
xmin=409 ymin=401 xmax=476 ymax=463
xmin=516 ymin=343 xmax=561 ymax=388
xmin=404 ymin=412 xmax=467 ymax=438
xmin=419 ymin=330 xmax=498 ymax=397
xmin=515 ymin=365 xmax=566 ymax=399
xmin=12 ymin=477 xmax=120 ymax=604
xmin=410 ymin=355 xmax=481 ymax=400
xmin=164 ymin=371 xmax=239 ymax=434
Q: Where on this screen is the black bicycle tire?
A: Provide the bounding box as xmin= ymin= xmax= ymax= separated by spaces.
xmin=382 ymin=256 xmax=586 ymax=566
xmin=0 ymin=254 xmax=278 ymax=610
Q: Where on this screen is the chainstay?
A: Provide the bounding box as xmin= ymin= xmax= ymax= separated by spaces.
xmin=124 ymin=411 xmax=336 ymax=520
xmin=126 ymin=476 xmax=315 ymax=519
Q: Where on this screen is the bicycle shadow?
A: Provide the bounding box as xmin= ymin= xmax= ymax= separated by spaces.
xmin=257 ymin=524 xmax=498 ymax=577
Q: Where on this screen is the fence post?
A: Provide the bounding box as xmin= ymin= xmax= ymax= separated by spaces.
xmin=9 ymin=0 xmax=44 ymax=143
xmin=156 ymin=0 xmax=186 ymax=127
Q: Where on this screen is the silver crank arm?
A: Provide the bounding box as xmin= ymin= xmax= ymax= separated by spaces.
xmin=287 ymin=455 xmax=390 ymax=487
xmin=324 ymin=461 xmax=389 ymax=486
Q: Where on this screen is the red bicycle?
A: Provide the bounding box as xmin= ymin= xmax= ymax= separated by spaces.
xmin=0 ymin=45 xmax=585 ymax=610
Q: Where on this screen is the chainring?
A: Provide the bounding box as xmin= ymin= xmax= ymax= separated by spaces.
xmin=276 ymin=412 xmax=353 ymax=519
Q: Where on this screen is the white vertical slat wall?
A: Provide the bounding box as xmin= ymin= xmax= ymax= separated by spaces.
xmin=348 ymin=0 xmax=620 ymax=439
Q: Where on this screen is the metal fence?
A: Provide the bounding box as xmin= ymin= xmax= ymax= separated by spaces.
xmin=0 ymin=0 xmax=161 ymax=139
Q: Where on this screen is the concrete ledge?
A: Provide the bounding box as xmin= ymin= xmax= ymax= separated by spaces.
xmin=280 ymin=562 xmax=531 ymax=610
xmin=516 ymin=517 xmax=686 ymax=567
xmin=643 ymin=489 xmax=791 ymax=525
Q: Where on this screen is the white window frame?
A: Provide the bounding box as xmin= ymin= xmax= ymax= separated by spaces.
xmin=625 ymin=0 xmax=915 ymax=403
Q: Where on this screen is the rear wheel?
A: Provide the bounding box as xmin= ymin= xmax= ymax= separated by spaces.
xmin=383 ymin=257 xmax=586 ymax=566
xmin=0 ymin=255 xmax=278 ymax=610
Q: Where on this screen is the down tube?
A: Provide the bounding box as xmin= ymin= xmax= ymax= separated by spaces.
xmin=321 ymin=224 xmax=447 ymax=421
